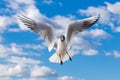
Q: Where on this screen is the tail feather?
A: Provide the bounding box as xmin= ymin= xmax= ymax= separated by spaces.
xmin=49 ymin=50 xmax=75 ymax=64
xmin=49 ymin=52 xmax=60 ymax=63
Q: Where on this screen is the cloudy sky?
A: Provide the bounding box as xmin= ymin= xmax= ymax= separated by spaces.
xmin=0 ymin=0 xmax=120 ymax=80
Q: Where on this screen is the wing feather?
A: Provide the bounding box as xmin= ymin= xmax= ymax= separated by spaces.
xmin=18 ymin=15 xmax=56 ymax=52
xmin=66 ymin=14 xmax=100 ymax=46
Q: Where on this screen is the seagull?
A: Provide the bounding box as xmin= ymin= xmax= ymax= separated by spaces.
xmin=18 ymin=14 xmax=100 ymax=65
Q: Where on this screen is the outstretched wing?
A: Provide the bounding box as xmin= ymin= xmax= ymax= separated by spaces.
xmin=18 ymin=15 xmax=56 ymax=52
xmin=66 ymin=14 xmax=100 ymax=46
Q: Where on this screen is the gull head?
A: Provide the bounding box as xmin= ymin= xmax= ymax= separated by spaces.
xmin=60 ymin=35 xmax=65 ymax=42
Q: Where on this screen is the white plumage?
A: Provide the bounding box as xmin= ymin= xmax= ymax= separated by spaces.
xmin=18 ymin=14 xmax=100 ymax=65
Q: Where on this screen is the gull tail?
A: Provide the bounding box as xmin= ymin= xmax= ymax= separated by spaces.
xmin=49 ymin=51 xmax=60 ymax=63
xmin=49 ymin=50 xmax=74 ymax=64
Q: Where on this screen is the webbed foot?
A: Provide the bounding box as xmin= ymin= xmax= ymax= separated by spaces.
xmin=69 ymin=57 xmax=72 ymax=61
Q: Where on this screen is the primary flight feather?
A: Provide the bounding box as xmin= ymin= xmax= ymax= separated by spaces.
xmin=18 ymin=14 xmax=100 ymax=65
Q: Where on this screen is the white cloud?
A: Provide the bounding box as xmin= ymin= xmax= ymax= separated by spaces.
xmin=79 ymin=29 xmax=110 ymax=39
xmin=82 ymin=49 xmax=98 ymax=56
xmin=8 ymin=28 xmax=21 ymax=32
xmin=57 ymin=76 xmax=84 ymax=80
xmin=88 ymin=29 xmax=110 ymax=38
xmin=113 ymin=50 xmax=120 ymax=58
xmin=0 ymin=44 xmax=12 ymax=58
xmin=53 ymin=15 xmax=73 ymax=28
xmin=105 ymin=2 xmax=120 ymax=14
xmin=105 ymin=52 xmax=112 ymax=56
xmin=22 ymin=5 xmax=42 ymax=20
xmin=0 ymin=43 xmax=43 ymax=59
xmin=0 ymin=64 xmax=28 ymax=77
xmin=0 ymin=77 xmax=12 ymax=80
xmin=14 ymin=0 xmax=35 ymax=5
xmin=105 ymin=50 xmax=120 ymax=58
xmin=5 ymin=0 xmax=35 ymax=15
xmin=7 ymin=56 xmax=40 ymax=65
xmin=0 ymin=43 xmax=42 ymax=78
xmin=20 ymin=77 xmax=47 ymax=80
xmin=0 ymin=16 xmax=14 ymax=33
xmin=42 ymin=0 xmax=53 ymax=5
xmin=71 ymin=37 xmax=91 ymax=51
xmin=0 ymin=63 xmax=55 ymax=80
xmin=114 ymin=26 xmax=120 ymax=32
xmin=31 ymin=66 xmax=57 ymax=77
xmin=10 ymin=43 xmax=24 ymax=55
xmin=20 ymin=44 xmax=45 ymax=50
xmin=57 ymin=76 xmax=74 ymax=80
xmin=7 ymin=0 xmax=34 ymax=10
xmin=52 ymin=15 xmax=74 ymax=36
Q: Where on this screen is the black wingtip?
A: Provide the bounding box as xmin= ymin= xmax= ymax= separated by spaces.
xmin=94 ymin=14 xmax=100 ymax=23
xmin=98 ymin=14 xmax=100 ymax=19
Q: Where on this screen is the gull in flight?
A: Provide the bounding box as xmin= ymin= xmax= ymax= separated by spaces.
xmin=18 ymin=14 xmax=100 ymax=65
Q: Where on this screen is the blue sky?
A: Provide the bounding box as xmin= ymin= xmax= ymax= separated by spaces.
xmin=0 ymin=0 xmax=120 ymax=80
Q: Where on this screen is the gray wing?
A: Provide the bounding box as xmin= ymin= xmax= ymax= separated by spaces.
xmin=66 ymin=14 xmax=100 ymax=46
xmin=18 ymin=15 xmax=56 ymax=52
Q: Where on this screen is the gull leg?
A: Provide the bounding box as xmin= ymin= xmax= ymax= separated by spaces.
xmin=66 ymin=51 xmax=72 ymax=61
xmin=60 ymin=61 xmax=63 ymax=65
xmin=59 ymin=55 xmax=63 ymax=65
